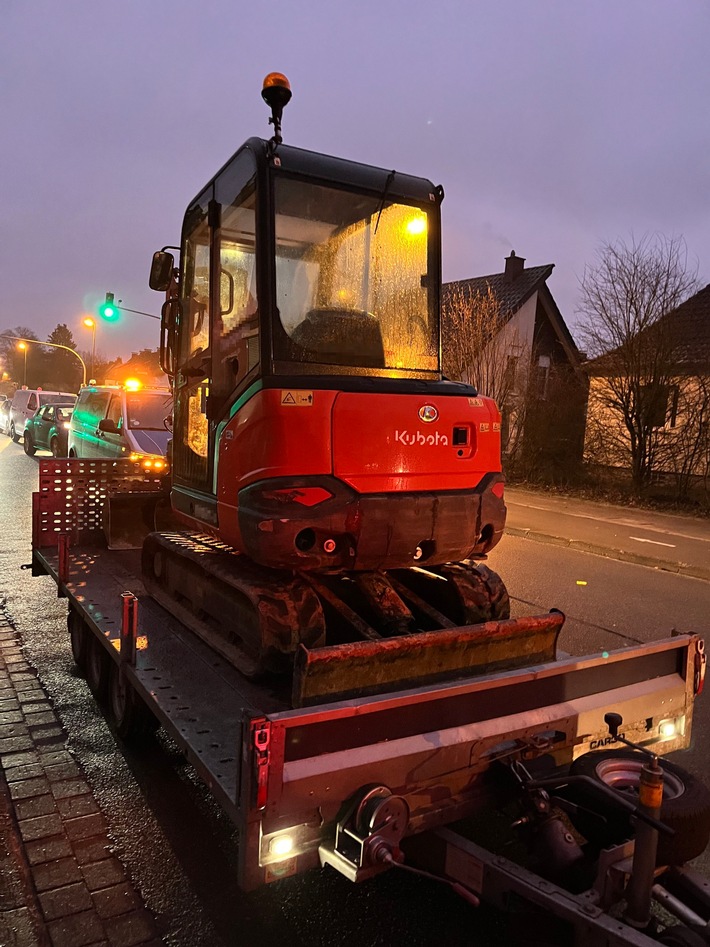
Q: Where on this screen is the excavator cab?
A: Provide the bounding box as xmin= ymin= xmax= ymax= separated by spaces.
xmin=150 ymin=74 xmax=505 ymax=574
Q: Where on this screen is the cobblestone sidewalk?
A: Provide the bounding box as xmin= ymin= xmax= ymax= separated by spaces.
xmin=0 ymin=611 xmax=164 ymax=947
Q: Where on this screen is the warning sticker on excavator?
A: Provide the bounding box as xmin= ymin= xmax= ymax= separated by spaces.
xmin=281 ymin=390 xmax=314 ymax=406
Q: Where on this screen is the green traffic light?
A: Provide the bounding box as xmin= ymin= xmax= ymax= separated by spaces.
xmin=99 ymin=303 xmax=118 ymax=320
xmin=99 ymin=292 xmax=119 ymax=321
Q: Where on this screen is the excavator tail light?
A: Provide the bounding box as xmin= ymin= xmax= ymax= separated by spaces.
xmin=261 ymin=486 xmax=333 ymax=508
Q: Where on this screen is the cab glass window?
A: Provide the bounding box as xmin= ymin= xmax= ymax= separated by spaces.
xmin=180 ymin=196 xmax=211 ymax=365
xmin=273 ymin=177 xmax=437 ymax=372
xmin=175 ymin=190 xmax=212 ymax=491
xmin=213 ymin=183 xmax=258 ymax=399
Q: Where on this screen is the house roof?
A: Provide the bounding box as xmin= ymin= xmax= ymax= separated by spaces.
xmin=663 ymin=282 xmax=710 ymax=371
xmin=587 ymin=282 xmax=710 ymax=376
xmin=442 ymin=252 xmax=584 ymax=375
xmin=443 ymin=257 xmax=555 ymax=319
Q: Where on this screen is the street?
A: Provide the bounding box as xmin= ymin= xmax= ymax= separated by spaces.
xmin=506 ymin=487 xmax=710 ymax=581
xmin=1 ymin=435 xmax=710 ymax=946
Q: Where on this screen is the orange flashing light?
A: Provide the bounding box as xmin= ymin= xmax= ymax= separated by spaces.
xmin=130 ymin=452 xmax=168 ymax=473
xmin=262 ymin=72 xmax=291 ymax=95
xmin=124 ymin=378 xmax=142 ymax=391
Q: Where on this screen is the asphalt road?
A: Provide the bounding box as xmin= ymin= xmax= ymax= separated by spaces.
xmin=2 ymin=436 xmax=710 ymax=946
xmin=505 ymin=486 xmax=710 ymax=580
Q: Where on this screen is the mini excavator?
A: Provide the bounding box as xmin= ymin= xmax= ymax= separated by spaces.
xmin=144 ymin=74 xmax=531 ymax=694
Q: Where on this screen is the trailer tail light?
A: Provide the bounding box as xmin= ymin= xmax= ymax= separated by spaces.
xmin=270 ymin=835 xmax=294 ymax=857
xmin=658 ymin=716 xmax=685 ymax=740
xmin=259 ymin=821 xmax=324 ymax=868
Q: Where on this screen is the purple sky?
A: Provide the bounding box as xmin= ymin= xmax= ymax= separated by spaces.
xmin=3 ymin=0 xmax=708 ymax=361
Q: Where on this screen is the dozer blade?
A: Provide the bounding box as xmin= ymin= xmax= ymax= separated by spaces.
xmin=103 ymin=492 xmax=171 ymax=550
xmin=292 ymin=610 xmax=565 ymax=707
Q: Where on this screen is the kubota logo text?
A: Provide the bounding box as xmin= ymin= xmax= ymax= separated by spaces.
xmin=395 ymin=430 xmax=449 ymax=446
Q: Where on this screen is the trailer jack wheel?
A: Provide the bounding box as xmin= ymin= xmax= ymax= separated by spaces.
xmin=108 ymin=664 xmax=158 ymax=741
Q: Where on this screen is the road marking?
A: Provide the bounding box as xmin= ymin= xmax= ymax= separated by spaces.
xmin=507 ymin=499 xmax=709 ymax=545
xmin=629 ymin=536 xmax=676 ymax=548
xmin=0 ymin=437 xmax=13 ymax=454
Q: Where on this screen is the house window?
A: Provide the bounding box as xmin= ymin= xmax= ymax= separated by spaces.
xmin=637 ymin=384 xmax=679 ymax=429
xmin=667 ymin=385 xmax=679 ymax=428
xmin=505 ymin=355 xmax=519 ymax=389
xmin=537 ymin=354 xmax=551 ymax=400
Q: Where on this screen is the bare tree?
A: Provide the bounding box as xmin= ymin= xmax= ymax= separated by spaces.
xmin=442 ymin=284 xmax=529 ymax=456
xmin=577 ymin=234 xmax=697 ymax=494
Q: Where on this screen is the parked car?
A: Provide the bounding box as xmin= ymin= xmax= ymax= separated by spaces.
xmin=0 ymin=398 xmax=11 ymax=435
xmin=9 ymin=389 xmax=76 ymax=442
xmin=68 ymin=383 xmax=171 ymax=470
xmin=23 ymin=404 xmax=73 ymax=457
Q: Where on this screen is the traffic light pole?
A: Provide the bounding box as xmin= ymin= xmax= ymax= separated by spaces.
xmin=5 ymin=337 xmax=87 ymax=387
xmin=100 ymin=292 xmax=160 ymax=322
xmin=116 ymin=306 xmax=160 ymax=321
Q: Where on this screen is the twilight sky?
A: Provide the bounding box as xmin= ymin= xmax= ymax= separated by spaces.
xmin=2 ymin=0 xmax=708 ymax=361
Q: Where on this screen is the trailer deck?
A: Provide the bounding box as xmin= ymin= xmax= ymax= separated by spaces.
xmin=30 ymin=460 xmax=708 ymax=937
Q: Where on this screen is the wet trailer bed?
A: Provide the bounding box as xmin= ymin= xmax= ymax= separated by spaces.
xmin=32 ymin=544 xmax=289 ymax=822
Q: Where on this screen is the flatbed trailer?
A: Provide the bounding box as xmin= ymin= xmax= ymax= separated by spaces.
xmin=31 ymin=459 xmax=710 ymax=945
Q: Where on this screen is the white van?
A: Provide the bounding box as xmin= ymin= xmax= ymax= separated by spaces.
xmin=68 ymin=384 xmax=172 ymax=468
xmin=9 ymin=388 xmax=76 ymax=442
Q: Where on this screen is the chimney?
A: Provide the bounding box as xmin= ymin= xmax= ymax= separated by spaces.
xmin=505 ymin=250 xmax=525 ymax=280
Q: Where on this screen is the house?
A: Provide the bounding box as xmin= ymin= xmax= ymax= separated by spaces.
xmin=442 ymin=252 xmax=587 ymax=479
xmin=584 ymin=282 xmax=710 ymax=496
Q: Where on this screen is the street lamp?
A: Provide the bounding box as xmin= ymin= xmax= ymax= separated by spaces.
xmin=17 ymin=342 xmax=27 ymax=386
xmin=5 ymin=337 xmax=86 ymax=387
xmin=82 ymin=317 xmax=96 ymax=379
